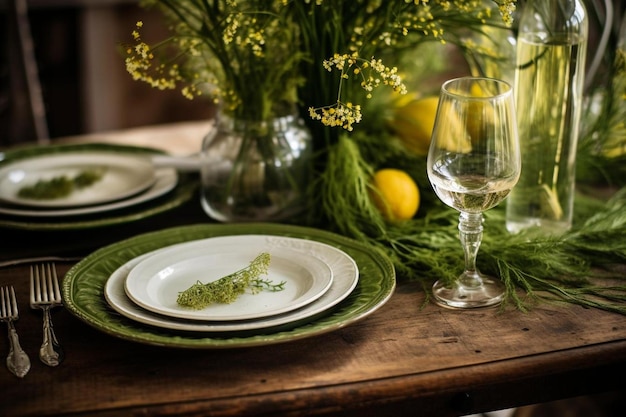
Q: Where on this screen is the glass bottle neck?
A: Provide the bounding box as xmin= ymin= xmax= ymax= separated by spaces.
xmin=520 ymin=0 xmax=588 ymax=40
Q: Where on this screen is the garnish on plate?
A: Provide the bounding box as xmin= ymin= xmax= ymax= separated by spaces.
xmin=17 ymin=169 xmax=105 ymax=200
xmin=176 ymin=252 xmax=285 ymax=310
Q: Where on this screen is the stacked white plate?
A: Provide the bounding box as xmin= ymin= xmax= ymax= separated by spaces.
xmin=0 ymin=152 xmax=179 ymax=218
xmin=103 ymin=235 xmax=359 ymax=333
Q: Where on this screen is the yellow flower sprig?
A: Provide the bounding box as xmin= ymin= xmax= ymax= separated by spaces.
xmin=308 ymin=52 xmax=407 ymax=130
xmin=309 ymin=102 xmax=363 ymax=131
xmin=125 ymin=22 xmax=182 ymax=92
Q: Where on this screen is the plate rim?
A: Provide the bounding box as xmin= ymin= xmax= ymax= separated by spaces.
xmin=124 ymin=243 xmax=334 ymax=321
xmin=0 ymin=152 xmax=157 ymax=208
xmin=63 ymin=223 xmax=396 ymax=349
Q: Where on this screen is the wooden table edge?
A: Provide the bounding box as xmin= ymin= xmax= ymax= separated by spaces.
xmin=66 ymin=339 xmax=626 ymax=417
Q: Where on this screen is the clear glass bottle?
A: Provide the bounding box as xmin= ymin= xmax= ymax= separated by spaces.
xmin=200 ymin=112 xmax=313 ymax=222
xmin=505 ymin=0 xmax=588 ymax=235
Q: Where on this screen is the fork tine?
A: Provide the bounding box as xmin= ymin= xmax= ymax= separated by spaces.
xmin=42 ymin=264 xmax=50 ymax=303
xmin=49 ymin=263 xmax=62 ymax=303
xmin=1 ymin=285 xmax=15 ymax=317
xmin=9 ymin=286 xmax=18 ymax=317
xmin=30 ymin=264 xmax=63 ymax=306
xmin=0 ymin=286 xmax=6 ymax=317
xmin=30 ymin=266 xmax=37 ymax=305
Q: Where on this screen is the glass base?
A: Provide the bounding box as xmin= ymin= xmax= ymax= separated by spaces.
xmin=432 ymin=275 xmax=505 ymax=309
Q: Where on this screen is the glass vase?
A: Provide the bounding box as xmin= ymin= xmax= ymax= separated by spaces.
xmin=200 ymin=112 xmax=313 ymax=222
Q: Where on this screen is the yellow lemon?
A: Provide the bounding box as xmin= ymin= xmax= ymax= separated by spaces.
xmin=389 ymin=95 xmax=472 ymax=155
xmin=371 ymin=168 xmax=420 ymax=221
xmin=388 ymin=96 xmax=440 ymax=156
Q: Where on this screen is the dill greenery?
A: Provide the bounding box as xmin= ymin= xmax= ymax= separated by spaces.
xmin=310 ymin=132 xmax=626 ymax=315
xmin=177 ymin=253 xmax=285 ymax=310
xmin=17 ymin=169 xmax=104 ymax=200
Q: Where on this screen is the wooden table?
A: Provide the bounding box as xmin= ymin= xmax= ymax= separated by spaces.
xmin=1 ymin=124 xmax=625 ymax=416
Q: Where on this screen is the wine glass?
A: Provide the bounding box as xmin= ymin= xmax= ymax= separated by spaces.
xmin=427 ymin=77 xmax=521 ymax=309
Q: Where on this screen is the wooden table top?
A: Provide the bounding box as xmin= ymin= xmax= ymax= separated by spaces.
xmin=1 ymin=126 xmax=625 ymax=416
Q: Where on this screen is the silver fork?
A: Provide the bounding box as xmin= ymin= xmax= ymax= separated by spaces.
xmin=0 ymin=286 xmax=31 ymax=377
xmin=30 ymin=263 xmax=64 ymax=366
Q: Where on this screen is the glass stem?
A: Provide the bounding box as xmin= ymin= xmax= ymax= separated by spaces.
xmin=458 ymin=211 xmax=484 ymax=288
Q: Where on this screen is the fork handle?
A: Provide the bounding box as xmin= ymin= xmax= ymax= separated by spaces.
xmin=6 ymin=321 xmax=31 ymax=378
xmin=40 ymin=307 xmax=64 ymax=367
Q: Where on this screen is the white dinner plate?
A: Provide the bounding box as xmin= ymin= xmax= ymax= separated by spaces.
xmin=0 ymin=168 xmax=178 ymax=217
xmin=104 ymin=235 xmax=359 ymax=332
xmin=124 ymin=240 xmax=335 ymax=321
xmin=0 ymin=152 xmax=156 ymax=208
xmin=125 ymin=248 xmax=333 ymax=321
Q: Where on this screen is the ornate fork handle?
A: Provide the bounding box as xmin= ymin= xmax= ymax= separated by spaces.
xmin=40 ymin=305 xmax=64 ymax=367
xmin=6 ymin=320 xmax=30 ymax=378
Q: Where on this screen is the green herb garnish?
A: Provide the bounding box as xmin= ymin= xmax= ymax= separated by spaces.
xmin=177 ymin=252 xmax=285 ymax=310
xmin=17 ymin=169 xmax=104 ymax=200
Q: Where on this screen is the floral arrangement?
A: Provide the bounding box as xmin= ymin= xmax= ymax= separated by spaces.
xmin=125 ymin=0 xmax=626 ymax=315
xmin=125 ymin=0 xmax=515 ymax=130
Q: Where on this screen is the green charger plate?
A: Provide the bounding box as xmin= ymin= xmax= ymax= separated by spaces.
xmin=63 ymin=223 xmax=396 ymax=349
xmin=0 ymin=143 xmax=197 ymax=231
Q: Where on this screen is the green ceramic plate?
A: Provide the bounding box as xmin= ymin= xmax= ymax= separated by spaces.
xmin=63 ymin=223 xmax=396 ymax=349
xmin=0 ymin=143 xmax=197 ymax=231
